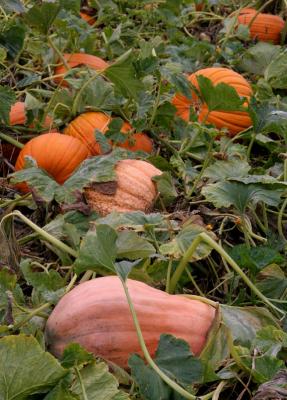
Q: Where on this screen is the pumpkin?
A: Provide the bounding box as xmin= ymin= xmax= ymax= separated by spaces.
xmin=172 ymin=67 xmax=253 ymax=136
xmin=80 ymin=12 xmax=96 ymax=25
xmin=9 ymin=102 xmax=54 ymax=131
xmin=54 ymin=53 xmax=108 ymax=86
xmin=85 ymin=159 xmax=162 ymax=216
xmin=64 ymin=112 xmax=153 ymax=155
xmin=15 ymin=132 xmax=90 ymax=192
xmin=237 ymin=8 xmax=285 ymax=44
xmin=45 ymin=276 xmax=216 ymax=368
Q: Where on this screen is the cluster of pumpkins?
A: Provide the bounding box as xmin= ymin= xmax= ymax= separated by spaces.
xmin=18 ymin=6 xmax=287 ymax=371
xmin=11 ymin=6 xmax=285 ymax=217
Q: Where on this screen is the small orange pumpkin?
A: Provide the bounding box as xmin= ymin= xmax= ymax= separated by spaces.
xmin=237 ymin=8 xmax=285 ymax=44
xmin=64 ymin=112 xmax=153 ymax=155
xmin=54 ymin=53 xmax=108 ymax=86
xmin=45 ymin=276 xmax=216 ymax=368
xmin=172 ymin=67 xmax=253 ymax=136
xmin=15 ymin=132 xmax=90 ymax=192
xmin=85 ymin=159 xmax=162 ymax=215
xmin=9 ymin=102 xmax=55 ymax=132
xmin=80 ymin=12 xmax=96 ymax=25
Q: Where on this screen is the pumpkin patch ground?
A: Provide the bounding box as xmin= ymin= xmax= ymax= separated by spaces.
xmin=0 ymin=1 xmax=287 ymax=399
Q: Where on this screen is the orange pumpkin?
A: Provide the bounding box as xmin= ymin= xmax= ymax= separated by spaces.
xmin=80 ymin=12 xmax=96 ymax=25
xmin=54 ymin=53 xmax=108 ymax=86
xmin=85 ymin=159 xmax=162 ymax=215
xmin=172 ymin=67 xmax=253 ymax=136
xmin=237 ymin=8 xmax=285 ymax=44
xmin=15 ymin=132 xmax=90 ymax=192
xmin=45 ymin=276 xmax=216 ymax=368
xmin=9 ymin=102 xmax=55 ymax=132
xmin=64 ymin=112 xmax=153 ymax=155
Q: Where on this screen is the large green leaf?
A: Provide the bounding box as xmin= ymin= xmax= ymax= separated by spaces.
xmin=239 ymin=42 xmax=281 ymax=76
xmin=104 ymin=49 xmax=144 ymax=99
xmin=196 ymin=75 xmax=246 ymax=112
xmin=116 ymin=231 xmax=156 ymax=259
xmin=202 ymin=181 xmax=283 ymax=213
xmin=0 ymin=23 xmax=26 ymax=60
xmin=0 ymin=86 xmax=16 ymax=124
xmin=249 ymin=100 xmax=287 ymax=135
xmin=203 ymin=159 xmax=250 ymax=182
xmin=74 ymin=225 xmax=118 ymax=274
xmin=24 ymin=3 xmax=60 ymax=34
xmin=0 ymin=335 xmax=67 ymax=399
xmin=71 ymin=362 xmax=128 ymax=400
xmin=265 ymin=52 xmax=287 ymax=89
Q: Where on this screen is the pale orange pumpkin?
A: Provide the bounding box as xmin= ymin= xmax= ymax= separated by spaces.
xmin=54 ymin=53 xmax=108 ymax=86
xmin=236 ymin=8 xmax=285 ymax=44
xmin=64 ymin=112 xmax=153 ymax=155
xmin=15 ymin=132 xmax=90 ymax=192
xmin=45 ymin=276 xmax=216 ymax=368
xmin=85 ymin=159 xmax=162 ymax=215
xmin=172 ymin=67 xmax=253 ymax=136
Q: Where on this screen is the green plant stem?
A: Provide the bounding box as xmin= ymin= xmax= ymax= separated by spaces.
xmin=12 ymin=302 xmax=51 ymax=330
xmin=120 ymin=278 xmax=220 ymax=400
xmin=2 ymin=211 xmax=78 ymax=258
xmin=185 ymin=268 xmax=206 ymax=297
xmin=188 ymin=135 xmax=215 ymax=197
xmin=211 ymin=381 xmax=227 ymax=400
xmin=165 ymin=258 xmax=173 ymax=293
xmin=247 ymin=132 xmax=256 ymax=161
xmin=75 ymin=367 xmax=88 ymax=400
xmin=181 ymin=294 xmax=218 ymax=308
xmin=71 ymin=70 xmax=104 ymax=116
xmin=277 ymin=197 xmax=287 ymax=241
xmin=0 ymin=132 xmax=24 ymax=149
xmin=227 ymin=329 xmax=251 ymax=374
xmin=148 ymin=77 xmax=162 ymax=129
xmin=47 ymin=36 xmax=70 ymax=71
xmin=169 ymin=232 xmax=285 ymax=316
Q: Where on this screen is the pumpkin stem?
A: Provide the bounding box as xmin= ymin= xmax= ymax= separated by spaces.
xmin=169 ymin=232 xmax=286 ymax=317
xmin=120 ymin=277 xmax=205 ymax=399
xmin=0 ymin=132 xmax=24 ymax=149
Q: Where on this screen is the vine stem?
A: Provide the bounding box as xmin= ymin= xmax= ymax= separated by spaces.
xmin=277 ymin=198 xmax=287 ymax=241
xmin=169 ymin=232 xmax=285 ymax=316
xmin=0 ymin=132 xmax=24 ymax=149
xmin=120 ymin=277 xmax=221 ymax=400
xmin=148 ymin=77 xmax=162 ymax=129
xmin=47 ymin=36 xmax=70 ymax=71
xmin=75 ymin=367 xmax=89 ymax=400
xmin=12 ymin=302 xmax=51 ymax=330
xmin=1 ymin=211 xmax=78 ymax=258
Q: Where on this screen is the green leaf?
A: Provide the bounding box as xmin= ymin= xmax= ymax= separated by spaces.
xmin=202 ymin=181 xmax=283 ymax=213
xmin=152 ymin=172 xmax=177 ymax=206
xmin=115 ymin=260 xmax=142 ymax=281
xmin=196 ymin=75 xmax=246 ymax=112
xmin=203 ymin=159 xmax=250 ymax=182
xmin=104 ymin=49 xmax=144 ymax=99
xmin=221 ymin=305 xmax=279 ymax=347
xmin=0 ymin=334 xmax=67 ymax=399
xmin=97 ymin=211 xmax=164 ymax=229
xmin=248 ymin=100 xmax=287 ymax=135
xmin=44 ymin=381 xmax=78 ymax=400
xmin=257 ymin=265 xmax=287 ymax=299
xmin=228 ymin=244 xmax=284 ymax=275
xmin=160 ymin=223 xmax=216 ymax=261
xmin=239 ymin=42 xmax=281 ymax=76
xmin=61 ymin=343 xmax=94 ymax=369
xmin=116 ymin=231 xmax=156 ymax=259
xmin=0 ymin=86 xmax=16 ymax=124
xmin=74 ymin=225 xmax=118 ymax=274
xmin=265 ymin=52 xmax=287 ymax=89
xmin=71 ymin=362 xmax=127 ymax=400
xmin=21 ymin=259 xmax=66 ymax=304
xmin=155 ymin=334 xmax=203 ymax=385
xmin=129 ymin=354 xmax=171 ymax=400
xmin=0 ymin=23 xmax=26 ymax=60
xmin=24 ymin=2 xmax=60 ymax=34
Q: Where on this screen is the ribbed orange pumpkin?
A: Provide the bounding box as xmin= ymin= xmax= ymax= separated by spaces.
xmin=85 ymin=159 xmax=162 ymax=215
xmin=15 ymin=133 xmax=90 ymax=192
xmin=237 ymin=8 xmax=285 ymax=44
xmin=45 ymin=276 xmax=216 ymax=368
xmin=80 ymin=12 xmax=96 ymax=25
xmin=9 ymin=102 xmax=54 ymax=131
xmin=54 ymin=53 xmax=108 ymax=86
xmin=64 ymin=112 xmax=153 ymax=155
xmin=172 ymin=67 xmax=253 ymax=136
